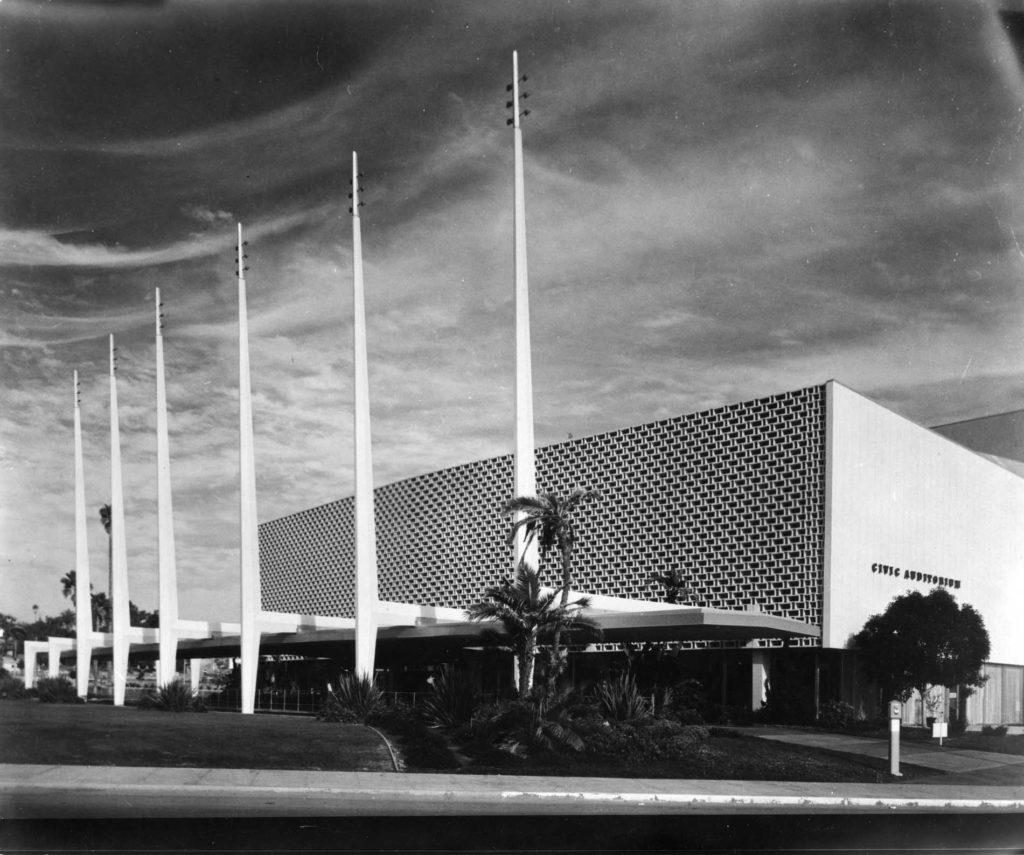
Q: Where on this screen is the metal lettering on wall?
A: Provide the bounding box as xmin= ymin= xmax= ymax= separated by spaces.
xmin=871 ymin=563 xmax=961 ymax=590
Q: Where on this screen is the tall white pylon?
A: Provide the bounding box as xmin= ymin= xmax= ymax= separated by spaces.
xmin=237 ymin=223 xmax=262 ymax=715
xmin=73 ymin=370 xmax=93 ymax=699
xmin=511 ymin=50 xmax=539 ymax=571
xmin=155 ymin=288 xmax=179 ymax=687
xmin=108 ymin=335 xmax=131 ymax=706
xmin=350 ymin=151 xmax=379 ymax=679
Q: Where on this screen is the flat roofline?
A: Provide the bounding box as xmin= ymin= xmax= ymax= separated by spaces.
xmin=70 ymin=608 xmax=820 ymax=663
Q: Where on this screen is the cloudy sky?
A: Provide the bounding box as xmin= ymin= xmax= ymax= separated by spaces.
xmin=3 ymin=0 xmax=1024 ymax=625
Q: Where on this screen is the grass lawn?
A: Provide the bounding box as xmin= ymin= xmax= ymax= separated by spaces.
xmin=896 ymin=728 xmax=1024 ymax=756
xmin=819 ymin=724 xmax=1024 ymax=756
xmin=0 ymin=701 xmax=396 ymax=772
xmin=451 ymin=730 xmax=917 ymax=783
xmin=0 ymin=700 xmax=912 ymax=782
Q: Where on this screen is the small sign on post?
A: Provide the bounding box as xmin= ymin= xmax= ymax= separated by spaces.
xmin=932 ymin=717 xmax=948 ymax=746
xmin=888 ymin=700 xmax=902 ymax=777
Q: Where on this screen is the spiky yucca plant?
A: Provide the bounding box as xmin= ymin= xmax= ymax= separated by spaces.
xmin=421 ymin=665 xmax=477 ymax=731
xmin=138 ymin=678 xmax=205 ymax=712
xmin=319 ymin=673 xmax=384 ymax=723
xmin=593 ymin=673 xmax=652 ymax=721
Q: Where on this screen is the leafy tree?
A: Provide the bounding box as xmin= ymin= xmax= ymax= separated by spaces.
xmin=504 ymin=489 xmax=599 ymax=687
xmin=91 ymin=592 xmax=112 ymax=632
xmin=130 ymin=602 xmax=159 ymax=629
xmin=467 ymin=563 xmax=601 ymax=699
xmin=0 ymin=614 xmax=26 ymax=658
xmin=60 ymin=571 xmax=75 ymax=603
xmin=60 ymin=570 xmax=157 ymax=630
xmin=99 ymin=504 xmax=112 ymax=597
xmin=23 ymin=610 xmax=76 ymax=640
xmin=853 ymin=587 xmax=990 ymax=722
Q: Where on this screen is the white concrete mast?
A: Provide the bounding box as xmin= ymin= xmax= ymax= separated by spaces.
xmin=108 ymin=335 xmax=131 ymax=706
xmin=155 ymin=288 xmax=179 ymax=687
xmin=350 ymin=152 xmax=379 ymax=680
xmin=73 ymin=370 xmax=93 ymax=699
xmin=237 ymin=224 xmax=262 ymax=714
xmin=511 ymin=50 xmax=539 ymax=571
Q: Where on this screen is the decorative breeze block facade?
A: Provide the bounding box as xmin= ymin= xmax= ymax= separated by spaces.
xmin=259 ymin=384 xmax=827 ymax=631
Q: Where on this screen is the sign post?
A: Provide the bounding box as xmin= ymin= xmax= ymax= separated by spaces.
xmin=888 ymin=700 xmax=902 ymax=777
xmin=931 ymin=712 xmax=948 ymax=747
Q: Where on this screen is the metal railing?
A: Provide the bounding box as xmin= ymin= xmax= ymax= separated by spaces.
xmin=197 ymin=688 xmax=325 ymax=714
xmin=85 ymin=685 xmax=501 ymax=715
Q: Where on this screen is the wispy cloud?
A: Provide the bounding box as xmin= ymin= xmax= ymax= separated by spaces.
xmin=4 ymin=1 xmax=1024 ymax=622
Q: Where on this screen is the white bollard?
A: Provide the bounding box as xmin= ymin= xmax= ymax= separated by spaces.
xmin=888 ymin=700 xmax=902 ymax=777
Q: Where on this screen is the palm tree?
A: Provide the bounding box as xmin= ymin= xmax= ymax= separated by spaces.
xmin=60 ymin=570 xmax=112 ymax=631
xmin=504 ymin=489 xmax=599 ymax=683
xmin=60 ymin=571 xmax=76 ymax=604
xmin=467 ymin=563 xmax=601 ymax=698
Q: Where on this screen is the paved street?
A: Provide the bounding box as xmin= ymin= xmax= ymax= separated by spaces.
xmin=2 ymin=760 xmax=1023 ymax=819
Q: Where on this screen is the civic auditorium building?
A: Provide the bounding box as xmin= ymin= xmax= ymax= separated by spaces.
xmin=28 ymin=55 xmax=1023 ymax=728
xmin=257 ymin=380 xmax=1024 ymax=728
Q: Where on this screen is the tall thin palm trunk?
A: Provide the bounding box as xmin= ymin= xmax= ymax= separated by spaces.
xmin=548 ymin=542 xmax=575 ymax=692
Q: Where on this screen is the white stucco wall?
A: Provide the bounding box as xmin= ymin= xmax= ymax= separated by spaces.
xmin=823 ymin=381 xmax=1024 ymax=664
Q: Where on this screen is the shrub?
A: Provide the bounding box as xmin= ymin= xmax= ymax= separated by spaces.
xmin=982 ymin=724 xmax=1009 ymax=737
xmin=317 ymin=673 xmax=384 ymax=723
xmin=137 ymin=678 xmax=206 ymax=712
xmin=420 ymin=665 xmax=477 ymax=731
xmin=473 ymin=691 xmax=588 ymax=756
xmin=35 ymin=676 xmax=82 ymax=704
xmin=817 ymin=700 xmax=856 ymax=731
xmin=317 ymin=693 xmax=361 ymax=723
xmin=669 ymin=678 xmax=707 ymax=715
xmin=0 ymin=674 xmax=27 ymax=700
xmin=674 ymin=708 xmax=705 ymax=726
xmin=581 ymin=718 xmax=709 ymax=761
xmin=665 ymin=679 xmax=706 ymax=724
xmin=593 ymin=673 xmax=651 ymax=722
xmin=370 ymin=702 xmax=458 ymax=770
xmin=467 ymin=699 xmax=508 ymax=745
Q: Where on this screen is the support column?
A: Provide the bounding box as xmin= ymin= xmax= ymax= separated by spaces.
xmin=155 ymin=289 xmax=180 ymax=687
xmin=109 ymin=335 xmax=131 ymax=706
xmin=350 ymin=152 xmax=378 ymax=680
xmin=24 ymin=641 xmax=44 ymax=689
xmin=510 ymin=51 xmax=540 ymax=572
xmin=750 ymin=649 xmax=769 ymax=712
xmin=190 ymin=659 xmax=202 ymax=693
xmin=237 ymin=224 xmax=262 ymax=715
xmin=47 ymin=639 xmax=74 ymax=679
xmin=73 ymin=371 xmax=93 ymax=698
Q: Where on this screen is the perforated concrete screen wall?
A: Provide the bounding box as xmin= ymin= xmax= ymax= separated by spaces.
xmin=259 ymin=384 xmax=827 ymax=631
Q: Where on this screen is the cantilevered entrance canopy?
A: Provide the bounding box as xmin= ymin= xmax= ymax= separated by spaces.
xmin=68 ymin=607 xmax=819 ymax=666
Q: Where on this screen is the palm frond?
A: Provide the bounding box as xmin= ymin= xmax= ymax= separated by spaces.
xmin=503 ymin=496 xmax=550 ymax=515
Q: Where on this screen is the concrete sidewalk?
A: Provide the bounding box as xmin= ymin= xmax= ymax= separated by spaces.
xmin=1 ymin=762 xmax=1023 ymax=818
xmin=732 ymin=726 xmax=1024 ymax=777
